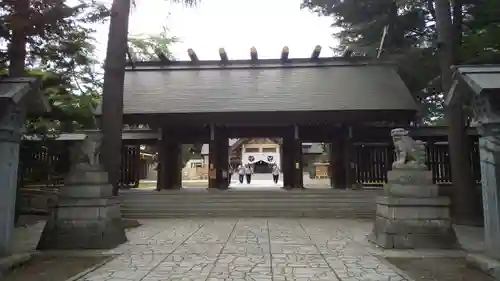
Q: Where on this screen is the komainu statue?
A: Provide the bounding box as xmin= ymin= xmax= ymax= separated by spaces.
xmin=70 ymin=132 xmax=103 ymax=169
xmin=391 ymin=128 xmax=427 ymax=169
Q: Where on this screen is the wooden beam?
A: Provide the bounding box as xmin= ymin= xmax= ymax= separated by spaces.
xmin=311 ymin=45 xmax=321 ymax=60
xmin=219 ymin=48 xmax=228 ymax=64
xmin=187 ymin=48 xmax=199 ymax=62
xmin=155 ymin=48 xmax=171 ymax=64
xmin=250 ymin=46 xmax=258 ymax=62
xmin=126 ymin=45 xmax=137 ymax=69
xmin=281 ymin=46 xmax=289 ymax=61
xmin=342 ymin=47 xmax=353 ymax=58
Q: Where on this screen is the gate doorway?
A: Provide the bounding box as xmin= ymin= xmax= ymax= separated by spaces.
xmin=254 ymin=160 xmax=272 ymax=173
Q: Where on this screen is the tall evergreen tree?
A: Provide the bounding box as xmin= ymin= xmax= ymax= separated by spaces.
xmin=302 ymin=0 xmax=499 ymax=223
xmin=101 ymin=0 xmax=199 ymax=195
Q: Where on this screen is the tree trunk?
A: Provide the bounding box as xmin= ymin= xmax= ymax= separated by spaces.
xmin=8 ymin=0 xmax=29 ymax=77
xmin=435 ymin=0 xmax=481 ymax=224
xmin=101 ymin=0 xmax=131 ymax=196
xmin=386 ymin=0 xmax=404 ymax=51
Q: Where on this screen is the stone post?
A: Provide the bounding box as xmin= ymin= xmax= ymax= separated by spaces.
xmin=444 ymin=66 xmax=500 ymax=276
xmin=0 ymin=77 xmax=49 ymax=256
xmin=0 ymin=104 xmax=23 ymax=255
xmin=37 ymin=131 xmax=127 ymax=250
xmin=464 ymin=85 xmax=500 ymax=260
xmin=476 ymin=123 xmax=500 ymax=259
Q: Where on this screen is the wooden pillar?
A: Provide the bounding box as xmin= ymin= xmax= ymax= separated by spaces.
xmin=283 ymin=125 xmax=303 ymax=189
xmin=156 ymin=141 xmax=162 ymax=191
xmin=159 ymin=127 xmax=181 ymax=190
xmin=133 ymin=144 xmax=141 ymax=187
xmin=282 ymin=136 xmax=293 ymax=189
xmin=330 ymin=126 xmax=351 ymax=189
xmin=344 ymin=137 xmax=353 ymax=189
xmin=217 ymin=132 xmax=229 ymax=189
xmin=344 ymin=126 xmax=354 ymax=189
xmin=292 ymin=125 xmax=303 ymax=188
xmin=169 ymin=142 xmax=182 ymax=189
xmin=208 ymin=124 xmax=217 ymax=189
xmin=330 ymin=140 xmax=347 ymax=188
xmin=208 ymin=125 xmax=229 ymax=189
xmin=329 ymin=142 xmax=335 ymax=188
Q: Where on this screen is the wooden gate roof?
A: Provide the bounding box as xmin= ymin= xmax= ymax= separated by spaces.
xmin=95 ymin=58 xmax=417 ymax=116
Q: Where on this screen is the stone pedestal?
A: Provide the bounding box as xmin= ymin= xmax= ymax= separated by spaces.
xmin=369 ymin=168 xmax=458 ymax=249
xmin=37 ymin=137 xmax=126 ymax=250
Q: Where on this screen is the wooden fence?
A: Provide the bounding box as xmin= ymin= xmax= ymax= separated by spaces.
xmin=19 ymin=143 xmax=144 ymax=188
xmin=353 ymin=140 xmax=481 ymax=185
xmin=19 ymin=137 xmax=482 ymax=188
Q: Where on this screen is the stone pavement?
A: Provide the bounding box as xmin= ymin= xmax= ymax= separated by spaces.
xmin=76 ymin=218 xmax=412 ymax=281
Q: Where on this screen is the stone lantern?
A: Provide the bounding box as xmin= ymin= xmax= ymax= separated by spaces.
xmin=445 ymin=65 xmax=500 ymax=263
xmin=0 ymin=77 xmax=51 ymax=256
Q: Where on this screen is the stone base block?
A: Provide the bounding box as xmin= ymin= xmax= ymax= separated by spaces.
xmin=376 ymin=196 xmax=451 ymax=220
xmin=384 ymin=183 xmax=439 ymax=198
xmin=368 ymin=228 xmax=458 ymax=249
xmin=369 ymin=216 xmax=458 ymax=249
xmin=374 ymin=216 xmax=453 ymax=235
xmin=369 ymin=195 xmax=458 ymax=249
xmin=0 ymin=253 xmax=32 ymax=276
xmin=466 ymin=253 xmax=500 ymax=279
xmin=387 ymin=169 xmax=433 ymax=186
xmin=37 ymin=197 xmax=127 ymax=250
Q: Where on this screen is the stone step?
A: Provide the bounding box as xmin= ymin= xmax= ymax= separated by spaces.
xmin=121 ymin=200 xmax=377 ymax=204
xmin=122 ymin=206 xmax=375 ymax=211
xmin=120 ymin=210 xmax=376 ymax=219
xmin=121 ymin=198 xmax=377 ymax=202
xmin=120 ymin=194 xmax=378 ymax=199
xmin=118 ymin=189 xmax=381 ymax=198
xmin=119 ymin=189 xmax=380 ymax=218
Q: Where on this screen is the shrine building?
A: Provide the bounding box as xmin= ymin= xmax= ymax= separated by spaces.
xmin=96 ymin=46 xmax=418 ymax=189
xmin=199 ymin=139 xmax=324 ymax=173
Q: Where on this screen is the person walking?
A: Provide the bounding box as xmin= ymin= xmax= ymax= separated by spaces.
xmin=272 ymin=163 xmax=280 ymax=184
xmin=228 ymin=164 xmax=233 ymax=185
xmin=237 ymin=163 xmax=245 ymax=184
xmin=245 ymin=164 xmax=253 ymax=184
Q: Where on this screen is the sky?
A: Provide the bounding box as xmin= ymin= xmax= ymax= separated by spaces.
xmin=93 ymin=0 xmax=339 ymax=61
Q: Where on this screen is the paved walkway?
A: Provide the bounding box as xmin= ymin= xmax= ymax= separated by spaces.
xmin=142 ymin=173 xmax=331 ymax=189
xmin=78 ymin=219 xmax=414 ymax=281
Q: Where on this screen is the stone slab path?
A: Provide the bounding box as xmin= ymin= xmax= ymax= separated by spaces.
xmin=77 ymin=219 xmax=411 ymax=281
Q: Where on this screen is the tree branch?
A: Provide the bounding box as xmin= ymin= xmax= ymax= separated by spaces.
xmin=427 ymin=0 xmax=436 ymax=21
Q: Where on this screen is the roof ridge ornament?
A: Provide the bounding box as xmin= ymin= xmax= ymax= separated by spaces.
xmin=311 ymin=45 xmax=321 ymax=60
xmin=155 ymin=48 xmax=171 ymax=64
xmin=281 ymin=46 xmax=289 ymax=62
xmin=219 ymin=48 xmax=228 ymax=65
xmin=188 ymin=48 xmax=199 ymax=63
xmin=250 ymin=47 xmax=258 ymax=63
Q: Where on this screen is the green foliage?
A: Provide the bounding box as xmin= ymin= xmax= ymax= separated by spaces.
xmin=302 ymin=0 xmax=500 ymax=124
xmin=460 ymin=1 xmax=500 ymax=64
xmin=129 ymin=25 xmax=179 ymax=60
xmin=1 ymin=0 xmax=109 ymax=136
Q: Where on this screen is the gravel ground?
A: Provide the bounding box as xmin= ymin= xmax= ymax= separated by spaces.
xmin=387 ymin=257 xmax=495 ymax=281
xmin=1 ymin=256 xmax=108 ymax=281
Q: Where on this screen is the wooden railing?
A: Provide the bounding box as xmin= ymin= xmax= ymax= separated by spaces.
xmin=352 ymin=140 xmax=481 ymax=185
xmin=18 ymin=136 xmax=482 ymax=189
xmin=19 ymin=144 xmax=144 ymax=188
